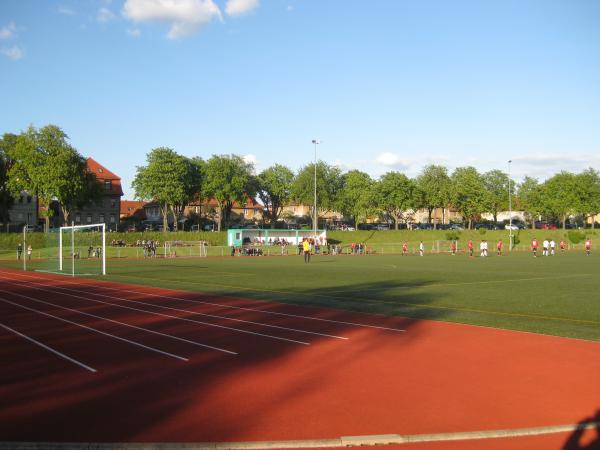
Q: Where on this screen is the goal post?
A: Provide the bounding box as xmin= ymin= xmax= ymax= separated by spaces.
xmin=164 ymin=240 xmax=208 ymax=258
xmin=59 ymin=223 xmax=106 ymax=276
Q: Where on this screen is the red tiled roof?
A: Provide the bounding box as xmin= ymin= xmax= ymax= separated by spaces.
xmin=86 ymin=157 xmax=123 ymax=196
xmin=120 ymin=200 xmax=146 ymax=217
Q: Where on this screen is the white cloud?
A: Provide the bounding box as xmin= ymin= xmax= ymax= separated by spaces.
xmin=97 ymin=7 xmax=116 ymax=23
xmin=0 ymin=22 xmax=16 ymax=40
xmin=375 ymin=152 xmax=410 ymax=169
xmin=127 ymin=27 xmax=141 ymax=37
xmin=243 ymin=154 xmax=257 ymax=165
xmin=1 ymin=46 xmax=24 ymax=60
xmin=225 ymin=0 xmax=259 ymax=17
xmin=123 ymin=0 xmax=222 ymax=39
xmin=57 ymin=6 xmax=76 ymax=16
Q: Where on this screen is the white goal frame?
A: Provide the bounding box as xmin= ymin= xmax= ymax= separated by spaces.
xmin=164 ymin=240 xmax=208 ymax=258
xmin=59 ymin=223 xmax=106 ymax=276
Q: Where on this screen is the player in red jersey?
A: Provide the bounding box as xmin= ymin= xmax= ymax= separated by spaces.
xmin=531 ymin=238 xmax=539 ymax=257
xmin=450 ymin=240 xmax=457 ymax=255
xmin=496 ymin=239 xmax=503 ymax=256
xmin=560 ymin=240 xmax=566 ymax=252
xmin=585 ymin=238 xmax=592 ymax=256
xmin=467 ymin=239 xmax=474 ymax=257
xmin=402 ymin=241 xmax=408 ymax=256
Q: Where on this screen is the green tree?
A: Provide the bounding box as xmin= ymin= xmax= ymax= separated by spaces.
xmin=576 ymin=168 xmax=600 ymax=229
xmin=132 ymin=147 xmax=196 ymax=232
xmin=338 ymin=170 xmax=375 ymax=228
xmin=541 ymin=171 xmax=580 ymax=229
xmin=374 ymin=172 xmax=415 ymax=230
xmin=517 ymin=176 xmax=543 ymax=229
xmin=0 ymin=133 xmax=17 ymax=225
xmin=483 ymin=169 xmax=510 ymax=223
xmin=202 ymin=154 xmax=255 ymax=231
xmin=256 ymin=164 xmax=295 ymax=228
xmin=292 ymin=161 xmax=342 ymax=230
xmin=416 ymin=165 xmax=452 ymax=227
xmin=7 ymin=125 xmax=99 ymax=231
xmin=450 ymin=166 xmax=486 ymax=229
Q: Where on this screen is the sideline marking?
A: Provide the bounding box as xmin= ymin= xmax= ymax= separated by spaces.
xmin=0 ymin=322 xmax=97 ymax=373
xmin=0 ymin=276 xmax=310 ymax=346
xmin=1 ymin=420 xmax=599 ymax=449
xmin=0 ymin=285 xmax=237 ymax=356
xmin=106 ymin=272 xmax=600 ymax=327
xmin=0 ymin=297 xmax=189 ymax=362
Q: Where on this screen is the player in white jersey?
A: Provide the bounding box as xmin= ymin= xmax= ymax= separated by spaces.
xmin=550 ymin=239 xmax=556 ymax=255
xmin=542 ymin=239 xmax=549 ymax=256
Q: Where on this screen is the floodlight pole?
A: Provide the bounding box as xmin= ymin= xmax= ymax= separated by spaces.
xmin=311 ymin=139 xmax=320 ymax=236
xmin=508 ymin=160 xmax=513 ymax=251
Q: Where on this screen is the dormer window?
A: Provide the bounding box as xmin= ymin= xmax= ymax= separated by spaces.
xmin=104 ymin=180 xmax=112 ymax=191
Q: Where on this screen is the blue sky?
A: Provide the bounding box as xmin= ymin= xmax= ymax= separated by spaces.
xmin=1 ymin=0 xmax=599 ymax=199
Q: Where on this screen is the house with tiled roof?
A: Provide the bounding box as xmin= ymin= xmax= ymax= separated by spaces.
xmin=58 ymin=158 xmax=123 ymax=230
xmin=120 ymin=200 xmax=147 ymax=220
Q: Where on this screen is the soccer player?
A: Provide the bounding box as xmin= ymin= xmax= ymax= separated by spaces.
xmin=419 ymin=241 xmax=424 ymax=256
xmin=402 ymin=241 xmax=408 ymax=256
xmin=560 ymin=240 xmax=566 ymax=252
xmin=531 ymin=238 xmax=539 ymax=257
xmin=550 ymin=239 xmax=556 ymax=256
xmin=480 ymin=240 xmax=485 ymax=257
xmin=450 ymin=240 xmax=457 ymax=255
xmin=467 ymin=239 xmax=474 ymax=257
xmin=542 ymin=238 xmax=549 ymax=257
xmin=303 ymin=238 xmax=311 ymax=263
xmin=496 ymin=239 xmax=503 ymax=256
xmin=585 ymin=238 xmax=592 ymax=256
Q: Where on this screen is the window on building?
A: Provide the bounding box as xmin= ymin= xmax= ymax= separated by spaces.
xmin=110 ymin=214 xmax=115 ymax=224
xmin=75 ymin=214 xmax=81 ymax=224
xmin=104 ymin=180 xmax=112 ymax=191
xmin=99 ymin=214 xmax=105 ymax=223
xmin=86 ymin=214 xmax=92 ymax=224
xmin=17 ymin=213 xmax=23 ymax=220
xmin=111 ymin=199 xmax=116 ymax=208
xmin=243 ymin=208 xmax=248 ymax=217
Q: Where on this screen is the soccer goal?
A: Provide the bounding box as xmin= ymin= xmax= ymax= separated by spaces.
xmin=164 ymin=240 xmax=208 ymax=258
xmin=57 ymin=223 xmax=106 ymax=276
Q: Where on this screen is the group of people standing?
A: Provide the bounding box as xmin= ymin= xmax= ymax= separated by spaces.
xmin=16 ymin=243 xmax=32 ymax=260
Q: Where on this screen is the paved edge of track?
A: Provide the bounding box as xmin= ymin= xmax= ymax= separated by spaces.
xmin=3 ymin=420 xmax=599 ymax=449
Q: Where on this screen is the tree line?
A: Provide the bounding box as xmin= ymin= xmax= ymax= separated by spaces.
xmin=2 ymin=125 xmax=599 ymax=232
xmin=133 ymin=147 xmax=600 ymax=231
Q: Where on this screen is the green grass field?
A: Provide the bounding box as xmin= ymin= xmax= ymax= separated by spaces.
xmin=3 ymin=248 xmax=599 ymax=342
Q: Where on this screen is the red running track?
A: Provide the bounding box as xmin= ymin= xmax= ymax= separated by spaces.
xmin=0 ymin=268 xmax=599 ymax=449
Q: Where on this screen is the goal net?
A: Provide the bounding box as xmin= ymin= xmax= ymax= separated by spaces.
xmin=164 ymin=240 xmax=207 ymax=258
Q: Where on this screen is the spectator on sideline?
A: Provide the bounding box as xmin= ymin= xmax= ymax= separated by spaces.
xmin=17 ymin=243 xmax=22 ymax=260
xmin=27 ymin=245 xmax=32 ymax=260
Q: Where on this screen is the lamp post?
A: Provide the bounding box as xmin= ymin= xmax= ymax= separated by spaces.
xmin=311 ymin=140 xmax=320 ymax=236
xmin=508 ymin=159 xmax=513 ymax=251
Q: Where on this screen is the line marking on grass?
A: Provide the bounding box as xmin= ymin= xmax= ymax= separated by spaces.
xmin=0 ymin=322 xmax=97 ymax=373
xmin=0 ymin=281 xmax=237 ymax=355
xmin=0 ymin=296 xmax=189 ymax=362
xmin=104 ymin=272 xmax=600 ymax=327
xmin=2 ymin=421 xmax=599 ymax=448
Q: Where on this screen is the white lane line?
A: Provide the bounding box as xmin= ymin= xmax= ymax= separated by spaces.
xmin=8 ymin=271 xmax=405 ymax=333
xmin=0 ymin=276 xmax=310 ymax=346
xmin=0 ymin=287 xmax=236 ymax=356
xmin=0 ymin=322 xmax=97 ymax=373
xmin=0 ymin=297 xmax=188 ymax=362
xmin=8 ymin=277 xmax=346 ymax=341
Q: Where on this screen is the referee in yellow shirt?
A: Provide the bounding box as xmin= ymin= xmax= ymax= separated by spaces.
xmin=303 ymin=238 xmax=311 ymax=263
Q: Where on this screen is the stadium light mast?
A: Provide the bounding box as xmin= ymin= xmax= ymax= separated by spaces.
xmin=311 ymin=140 xmax=321 ymax=235
xmin=508 ymin=159 xmax=513 ymax=251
